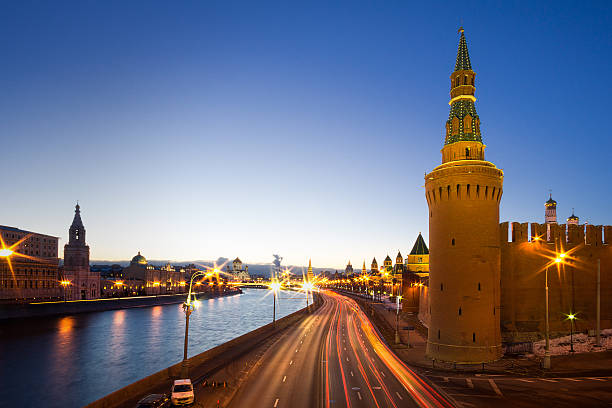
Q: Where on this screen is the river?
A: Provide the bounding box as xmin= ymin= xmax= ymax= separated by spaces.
xmin=0 ymin=288 xmax=311 ymax=407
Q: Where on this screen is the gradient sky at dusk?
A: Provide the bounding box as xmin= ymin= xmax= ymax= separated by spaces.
xmin=2 ymin=1 xmax=611 ymax=268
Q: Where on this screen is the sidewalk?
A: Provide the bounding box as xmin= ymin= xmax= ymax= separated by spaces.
xmin=343 ymin=290 xmax=612 ymax=378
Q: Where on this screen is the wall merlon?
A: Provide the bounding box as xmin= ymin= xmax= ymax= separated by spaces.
xmin=605 ymin=226 xmax=612 ymax=244
xmin=586 ymin=224 xmax=603 ymax=246
xmin=567 ymin=224 xmax=585 ymax=244
xmin=500 ymin=222 xmax=509 ymax=243
xmin=531 ymin=223 xmax=547 ymax=242
xmin=549 ymin=223 xmax=565 ymax=243
xmin=511 ymin=222 xmax=528 ymax=243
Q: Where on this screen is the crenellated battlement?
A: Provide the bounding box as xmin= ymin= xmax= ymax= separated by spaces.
xmin=500 ymin=221 xmax=611 ymax=246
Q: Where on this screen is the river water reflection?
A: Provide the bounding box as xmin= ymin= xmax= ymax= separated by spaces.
xmin=0 ymin=288 xmax=310 ymax=407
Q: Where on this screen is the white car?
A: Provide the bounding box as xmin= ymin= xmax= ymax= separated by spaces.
xmin=171 ymin=379 xmax=194 ymax=406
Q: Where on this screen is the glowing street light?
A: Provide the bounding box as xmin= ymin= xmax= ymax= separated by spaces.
xmin=181 ymin=270 xmax=208 ymax=378
xmin=270 ymin=281 xmax=282 ymax=323
xmin=0 ymin=248 xmax=14 ymax=257
xmin=395 ymin=295 xmax=403 ymax=344
xmin=60 ymin=279 xmax=71 ymax=302
xmin=543 ymin=250 xmax=569 ymax=369
xmin=566 ymin=313 xmax=577 ymax=353
xmin=301 ymin=281 xmax=314 ymax=311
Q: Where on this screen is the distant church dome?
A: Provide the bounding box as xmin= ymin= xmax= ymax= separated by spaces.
xmin=131 ymin=251 xmax=147 ymax=265
xmin=545 ymin=195 xmax=557 ymax=207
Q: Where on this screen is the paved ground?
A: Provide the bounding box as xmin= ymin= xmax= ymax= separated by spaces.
xmin=343 ymin=290 xmax=612 ymax=408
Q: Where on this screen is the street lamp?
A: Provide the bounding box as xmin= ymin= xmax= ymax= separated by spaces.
xmin=566 ymin=313 xmax=577 ymax=353
xmin=395 ymin=295 xmax=402 ymax=344
xmin=270 ymin=281 xmax=282 ymax=323
xmin=60 ymin=280 xmax=71 ymax=302
xmin=181 ymin=271 xmax=206 ymax=378
xmin=301 ymin=281 xmax=313 ymax=311
xmin=0 ymin=248 xmax=14 ymax=257
xmin=543 ymin=253 xmax=565 ymax=370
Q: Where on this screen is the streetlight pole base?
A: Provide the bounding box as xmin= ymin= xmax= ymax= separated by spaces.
xmin=394 ymin=330 xmax=400 ymax=345
xmin=542 ymin=352 xmax=551 ymax=369
xmin=181 ymin=360 xmax=190 ymax=378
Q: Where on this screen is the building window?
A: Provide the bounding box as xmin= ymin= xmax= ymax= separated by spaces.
xmin=438 ymin=330 xmax=441 ymax=339
xmin=440 ymin=283 xmax=443 ymax=291
xmin=473 ymin=333 xmax=476 ymax=342
xmin=451 ymin=238 xmax=455 ymax=246
xmin=458 ymin=307 xmax=462 ymax=315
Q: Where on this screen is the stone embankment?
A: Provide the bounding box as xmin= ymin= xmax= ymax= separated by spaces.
xmin=86 ymin=293 xmax=322 ymax=408
xmin=0 ymin=289 xmax=242 ymax=320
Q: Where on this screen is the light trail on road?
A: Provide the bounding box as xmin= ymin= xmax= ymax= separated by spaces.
xmin=227 ymin=290 xmax=453 ymax=408
xmin=324 ymin=290 xmax=454 ymax=408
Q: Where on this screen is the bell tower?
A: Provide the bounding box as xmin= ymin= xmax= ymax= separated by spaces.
xmin=424 ymin=28 xmax=504 ymax=363
xmin=63 ymin=203 xmax=98 ymax=300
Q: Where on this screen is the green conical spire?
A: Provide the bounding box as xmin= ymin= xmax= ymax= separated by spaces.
xmin=445 ymin=28 xmax=482 ymax=146
xmin=455 ymin=28 xmax=472 ymax=71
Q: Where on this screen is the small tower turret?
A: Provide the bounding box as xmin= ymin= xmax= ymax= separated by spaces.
xmin=567 ymin=209 xmax=579 ymax=226
xmin=545 ymin=194 xmax=557 ymax=224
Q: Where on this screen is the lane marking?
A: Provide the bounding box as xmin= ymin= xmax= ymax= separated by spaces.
xmin=373 ymin=386 xmax=381 ymax=390
xmin=517 ymin=379 xmax=534 ymax=383
xmin=282 ymin=375 xmax=286 ymax=382
xmin=381 ymin=371 xmax=386 ymax=377
xmin=289 ymin=360 xmax=293 ymax=365
xmin=588 ymin=377 xmax=606 ymax=382
xmin=488 ymin=379 xmax=503 ymax=396
xmin=466 ymin=378 xmax=473 ymax=388
xmin=350 ymin=371 xmax=354 ymax=377
xmin=540 ymin=379 xmax=557 ymax=383
xmin=395 ymin=391 xmax=403 ymax=400
xmin=564 ymin=378 xmax=581 ymax=382
xmin=357 ymin=391 xmax=362 ymax=400
xmin=274 ymin=398 xmax=279 ymax=407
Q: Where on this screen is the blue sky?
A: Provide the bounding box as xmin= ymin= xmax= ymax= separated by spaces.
xmin=2 ymin=1 xmax=611 ymax=268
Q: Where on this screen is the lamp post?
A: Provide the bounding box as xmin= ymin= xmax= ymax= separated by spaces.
xmin=181 ymin=271 xmax=205 ymax=378
xmin=270 ymin=281 xmax=282 ymax=324
xmin=596 ymin=259 xmax=601 ymax=347
xmin=568 ymin=313 xmax=576 ymax=353
xmin=543 ymin=253 xmax=565 ymax=370
xmin=302 ymin=281 xmax=313 ymax=311
xmin=543 ymin=264 xmax=551 ymax=369
xmin=395 ymin=295 xmax=402 ymax=344
xmin=60 ymin=279 xmax=71 ymax=302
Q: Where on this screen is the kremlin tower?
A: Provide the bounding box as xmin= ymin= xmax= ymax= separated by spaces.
xmin=307 ymin=259 xmax=314 ymax=282
xmin=424 ymin=29 xmax=503 ymax=363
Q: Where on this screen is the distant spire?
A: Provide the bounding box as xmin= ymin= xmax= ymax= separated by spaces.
xmin=308 ymin=258 xmax=311 ymax=267
xmin=455 ymin=28 xmax=472 ymax=71
xmin=68 ymin=202 xmax=86 ymax=246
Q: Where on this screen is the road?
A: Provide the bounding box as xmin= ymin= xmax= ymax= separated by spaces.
xmin=226 ymin=290 xmax=453 ymax=408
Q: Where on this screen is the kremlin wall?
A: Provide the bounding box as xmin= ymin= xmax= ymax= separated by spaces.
xmin=415 ymin=28 xmax=611 ymax=363
xmin=417 ymin=221 xmax=611 ymax=343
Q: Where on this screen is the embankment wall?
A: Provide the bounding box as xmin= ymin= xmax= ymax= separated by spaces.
xmin=0 ymin=289 xmax=241 ymax=320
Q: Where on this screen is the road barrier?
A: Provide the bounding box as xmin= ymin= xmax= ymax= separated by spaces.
xmin=86 ymin=292 xmax=322 ymax=408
